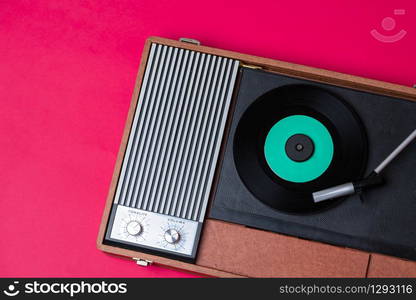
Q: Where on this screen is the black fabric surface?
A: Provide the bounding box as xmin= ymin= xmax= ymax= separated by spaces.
xmin=209 ymin=67 xmax=416 ymax=261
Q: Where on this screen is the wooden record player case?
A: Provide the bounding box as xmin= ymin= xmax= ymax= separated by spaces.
xmin=97 ymin=36 xmax=416 ymax=278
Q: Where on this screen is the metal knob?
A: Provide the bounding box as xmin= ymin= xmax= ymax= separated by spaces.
xmin=126 ymin=221 xmax=143 ymax=236
xmin=164 ymin=229 xmax=180 ymax=244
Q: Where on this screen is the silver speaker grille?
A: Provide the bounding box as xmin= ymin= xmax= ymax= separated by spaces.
xmin=113 ymin=43 xmax=239 ymax=222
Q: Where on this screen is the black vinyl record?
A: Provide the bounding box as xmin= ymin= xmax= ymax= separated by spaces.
xmin=233 ymin=84 xmax=368 ymax=214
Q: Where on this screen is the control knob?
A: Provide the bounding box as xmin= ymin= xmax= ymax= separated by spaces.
xmin=126 ymin=220 xmax=143 ymax=236
xmin=164 ymin=228 xmax=180 ymax=244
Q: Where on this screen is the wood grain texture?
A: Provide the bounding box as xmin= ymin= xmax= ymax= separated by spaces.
xmin=97 ymin=36 xmax=416 ymax=277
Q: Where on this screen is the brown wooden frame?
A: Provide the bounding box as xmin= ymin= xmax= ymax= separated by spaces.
xmin=97 ymin=37 xmax=416 ymax=278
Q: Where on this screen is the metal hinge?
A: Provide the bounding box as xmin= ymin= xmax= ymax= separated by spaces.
xmin=133 ymin=258 xmax=153 ymax=267
xmin=179 ymin=37 xmax=201 ymax=46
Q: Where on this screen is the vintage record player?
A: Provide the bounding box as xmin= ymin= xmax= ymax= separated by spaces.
xmin=97 ymin=37 xmax=416 ymax=277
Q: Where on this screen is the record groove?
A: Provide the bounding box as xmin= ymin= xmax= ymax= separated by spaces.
xmin=233 ymin=84 xmax=367 ymax=213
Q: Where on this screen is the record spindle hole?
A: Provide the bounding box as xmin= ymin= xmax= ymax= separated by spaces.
xmin=285 ymin=134 xmax=314 ymax=162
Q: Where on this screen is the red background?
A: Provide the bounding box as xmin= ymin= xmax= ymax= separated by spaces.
xmin=0 ymin=0 xmax=415 ymax=277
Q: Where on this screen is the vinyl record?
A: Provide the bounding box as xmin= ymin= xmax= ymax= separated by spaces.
xmin=233 ymin=84 xmax=367 ymax=213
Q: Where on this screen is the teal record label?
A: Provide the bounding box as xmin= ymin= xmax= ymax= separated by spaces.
xmin=264 ymin=115 xmax=334 ymax=183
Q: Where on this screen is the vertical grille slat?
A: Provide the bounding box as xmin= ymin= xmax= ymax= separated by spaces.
xmin=190 ymin=57 xmax=229 ymax=220
xmin=137 ymin=46 xmax=172 ymax=210
xmin=169 ymin=51 xmax=201 ymax=216
xmin=148 ymin=48 xmax=180 ymax=213
xmin=164 ymin=50 xmax=196 ymax=216
xmin=130 ymin=45 xmax=169 ymax=209
xmin=157 ymin=49 xmax=192 ymax=215
xmin=113 ymin=43 xmax=239 ymax=222
xmin=115 ymin=43 xmax=156 ymax=206
xmin=153 ymin=49 xmax=186 ymax=214
xmin=122 ymin=44 xmax=163 ymax=207
xmin=141 ymin=47 xmax=177 ymax=212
